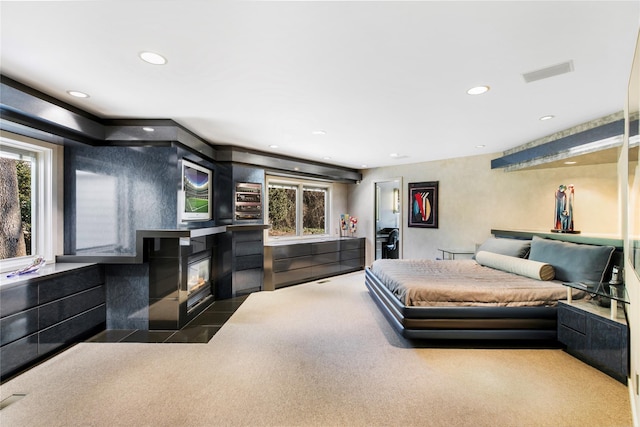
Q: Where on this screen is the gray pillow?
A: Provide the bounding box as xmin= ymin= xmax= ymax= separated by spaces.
xmin=475 ymin=237 xmax=531 ymax=259
xmin=528 ymin=236 xmax=615 ymax=285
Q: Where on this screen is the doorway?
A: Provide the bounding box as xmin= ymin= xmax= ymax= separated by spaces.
xmin=374 ymin=179 xmax=402 ymax=260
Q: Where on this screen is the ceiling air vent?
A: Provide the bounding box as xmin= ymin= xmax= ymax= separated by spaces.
xmin=522 ymin=60 xmax=574 ymax=83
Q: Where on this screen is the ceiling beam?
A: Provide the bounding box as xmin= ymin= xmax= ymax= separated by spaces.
xmin=0 ymin=75 xmax=361 ymax=182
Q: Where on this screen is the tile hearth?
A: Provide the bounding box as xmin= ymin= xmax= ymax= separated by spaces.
xmin=87 ymin=295 xmax=248 ymax=344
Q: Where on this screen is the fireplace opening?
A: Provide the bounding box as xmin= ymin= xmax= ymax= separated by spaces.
xmin=187 ymin=253 xmax=213 ymax=312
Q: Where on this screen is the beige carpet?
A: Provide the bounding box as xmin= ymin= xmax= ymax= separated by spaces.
xmin=0 ymin=271 xmax=632 ymax=427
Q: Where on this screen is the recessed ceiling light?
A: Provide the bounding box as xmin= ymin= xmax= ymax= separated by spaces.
xmin=466 ymin=85 xmax=490 ymax=95
xmin=142 ymin=127 xmax=154 ymax=132
xmin=361 ymin=164 xmax=368 ymax=168
xmin=389 ymin=153 xmax=399 ymax=158
xmin=323 ymin=156 xmax=331 ymax=160
xmin=564 ymin=161 xmax=577 ymax=165
xmin=312 ymin=130 xmax=326 ymax=135
xmin=476 ymin=144 xmax=486 ymax=149
xmin=67 ymin=90 xmax=89 ymax=98
xmin=139 ymin=51 xmax=167 ymax=65
xmin=539 ymin=115 xmax=555 ymax=121
xmin=269 ymin=144 xmax=279 ymax=149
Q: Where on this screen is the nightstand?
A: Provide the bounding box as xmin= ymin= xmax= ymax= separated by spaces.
xmin=437 ymin=248 xmax=474 ymax=260
xmin=557 ymin=297 xmax=629 ymax=383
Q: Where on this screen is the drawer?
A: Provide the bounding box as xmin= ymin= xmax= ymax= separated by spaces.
xmin=235 ymin=240 xmax=264 ymax=257
xmin=558 ymin=324 xmax=587 ymax=351
xmin=558 ymin=304 xmax=586 ymax=334
xmin=312 ymin=263 xmax=342 ymax=278
xmin=39 ymin=286 xmax=105 ymax=330
xmin=340 ymin=248 xmax=363 ymax=261
xmin=235 ymin=254 xmax=263 ymax=270
xmin=272 ymin=244 xmax=312 ymax=259
xmin=39 ymin=265 xmax=104 ymax=304
xmin=0 ymin=307 xmax=38 ymax=346
xmin=274 ymin=256 xmax=312 ymax=273
xmin=38 ymin=304 xmax=106 ymax=355
xmin=0 ymin=333 xmax=38 ymax=380
xmin=313 ymin=252 xmax=340 ymax=265
xmin=234 ymin=268 xmax=263 ymax=291
xmin=341 ymin=258 xmax=364 ymax=271
xmin=312 ymin=241 xmax=340 ymax=254
xmin=0 ymin=283 xmax=38 ymax=318
xmin=340 ymin=239 xmax=362 ymax=250
xmin=233 ymin=230 xmax=263 ymax=243
xmin=273 ymin=267 xmax=313 ymax=288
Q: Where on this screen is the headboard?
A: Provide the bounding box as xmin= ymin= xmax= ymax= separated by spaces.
xmin=490 ymin=229 xmax=624 ymax=284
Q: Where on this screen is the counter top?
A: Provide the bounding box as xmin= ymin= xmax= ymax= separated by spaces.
xmin=264 ymin=236 xmax=363 ymax=246
xmin=57 ymin=226 xmax=228 ymax=264
xmin=1 ymin=262 xmax=98 ymax=289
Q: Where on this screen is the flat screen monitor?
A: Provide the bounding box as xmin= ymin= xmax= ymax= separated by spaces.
xmin=179 ymin=159 xmax=212 ymax=222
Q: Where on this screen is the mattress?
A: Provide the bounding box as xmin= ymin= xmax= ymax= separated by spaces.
xmin=369 ymin=259 xmax=586 ymax=307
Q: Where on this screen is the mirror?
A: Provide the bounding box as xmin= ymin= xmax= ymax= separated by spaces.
xmin=628 ymin=35 xmax=640 ymax=279
xmin=374 ymin=179 xmax=401 ymax=260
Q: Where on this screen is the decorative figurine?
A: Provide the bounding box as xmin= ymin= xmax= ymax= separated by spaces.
xmin=349 ymin=216 xmax=358 ymax=235
xmin=340 ymin=214 xmax=349 ymax=237
xmin=552 ymin=184 xmax=579 ymax=233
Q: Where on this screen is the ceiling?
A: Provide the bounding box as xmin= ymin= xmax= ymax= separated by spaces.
xmin=1 ymin=1 xmax=638 ymax=170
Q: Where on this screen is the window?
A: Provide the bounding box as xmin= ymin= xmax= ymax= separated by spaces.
xmin=0 ymin=132 xmax=60 ymax=272
xmin=267 ymin=177 xmax=329 ymax=238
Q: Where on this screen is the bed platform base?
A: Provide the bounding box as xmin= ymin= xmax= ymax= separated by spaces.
xmin=365 ymin=267 xmax=558 ymax=341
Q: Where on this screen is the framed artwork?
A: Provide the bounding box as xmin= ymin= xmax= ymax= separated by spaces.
xmin=408 ymin=181 xmax=438 ymax=228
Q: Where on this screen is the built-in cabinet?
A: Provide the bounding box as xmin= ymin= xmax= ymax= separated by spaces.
xmin=558 ymin=300 xmax=629 ymax=383
xmin=231 ymin=227 xmax=265 ymax=296
xmin=264 ymin=237 xmax=365 ymax=290
xmin=0 ymin=264 xmax=106 ymax=381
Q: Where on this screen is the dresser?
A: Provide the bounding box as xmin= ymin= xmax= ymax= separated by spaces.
xmin=264 ymin=237 xmax=365 ymax=290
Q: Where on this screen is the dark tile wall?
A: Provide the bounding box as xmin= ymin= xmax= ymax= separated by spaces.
xmin=64 ymin=145 xmax=228 ymax=256
xmin=105 ymin=264 xmax=149 ymax=330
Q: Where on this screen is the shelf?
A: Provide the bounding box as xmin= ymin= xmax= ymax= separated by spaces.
xmin=562 ymin=281 xmax=627 ymax=321
xmin=563 ymin=282 xmax=628 ymax=304
xmin=491 ymin=229 xmax=623 ymax=249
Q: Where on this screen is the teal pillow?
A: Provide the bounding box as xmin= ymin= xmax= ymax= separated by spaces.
xmin=528 ymin=236 xmax=615 ymax=285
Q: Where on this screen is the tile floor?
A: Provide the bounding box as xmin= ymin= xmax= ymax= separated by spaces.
xmin=86 ymin=295 xmax=249 ymax=344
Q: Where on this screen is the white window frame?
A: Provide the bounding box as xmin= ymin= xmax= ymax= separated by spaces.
xmin=0 ymin=131 xmax=62 ymax=273
xmin=266 ymin=175 xmax=331 ymax=240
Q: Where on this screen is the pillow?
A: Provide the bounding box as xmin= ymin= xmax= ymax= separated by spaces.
xmin=475 ymin=250 xmax=555 ymax=281
xmin=474 ymin=237 xmax=531 ymax=259
xmin=528 ymin=236 xmax=615 ymax=285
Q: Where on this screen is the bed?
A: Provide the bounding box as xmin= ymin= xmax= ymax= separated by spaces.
xmin=365 ymin=234 xmax=619 ymax=341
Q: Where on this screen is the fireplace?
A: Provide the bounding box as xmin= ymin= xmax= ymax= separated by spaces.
xmin=187 ymin=252 xmax=213 ymax=312
xmin=147 ymin=236 xmax=216 ymax=330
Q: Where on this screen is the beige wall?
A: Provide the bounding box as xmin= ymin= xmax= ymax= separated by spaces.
xmin=330 ymin=182 xmax=349 ymax=235
xmin=348 ymin=152 xmax=619 ymax=266
xmin=624 ymin=29 xmax=639 ymax=426
xmin=622 ymin=134 xmax=639 ymax=424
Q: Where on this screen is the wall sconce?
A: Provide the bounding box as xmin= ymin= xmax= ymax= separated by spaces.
xmin=393 ymin=188 xmax=400 ymax=213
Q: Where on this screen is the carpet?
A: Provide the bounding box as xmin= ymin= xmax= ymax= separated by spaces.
xmin=0 ymin=271 xmax=632 ymax=426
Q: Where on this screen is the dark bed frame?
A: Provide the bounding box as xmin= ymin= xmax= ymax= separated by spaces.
xmin=365 ymin=229 xmax=624 ymax=341
xmin=365 ymin=267 xmax=558 ymax=340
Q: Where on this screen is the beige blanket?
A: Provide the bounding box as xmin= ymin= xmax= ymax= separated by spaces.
xmin=370 ymin=259 xmax=585 ymax=307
